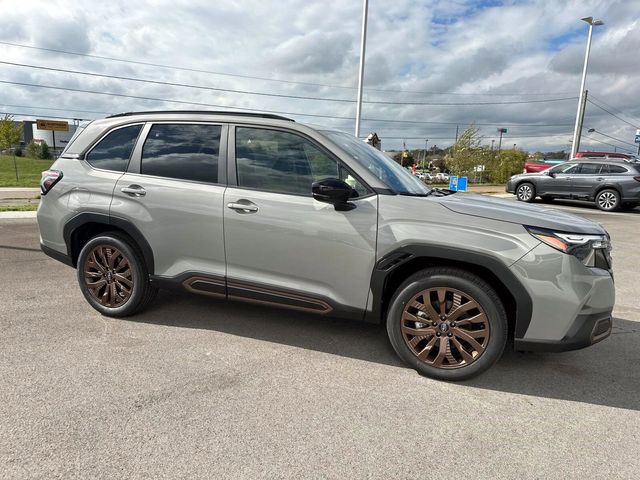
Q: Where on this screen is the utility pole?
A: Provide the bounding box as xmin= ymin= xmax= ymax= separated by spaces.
xmin=570 ymin=17 xmax=603 ymax=159
xmin=422 ymin=139 xmax=428 ymax=168
xmin=455 ymin=125 xmax=459 ymax=143
xmin=573 ymin=89 xmax=588 ymax=155
xmin=401 ymin=139 xmax=406 ymax=167
xmin=354 ymin=0 xmax=369 ymax=138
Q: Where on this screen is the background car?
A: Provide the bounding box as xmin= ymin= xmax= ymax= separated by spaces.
xmin=506 ymin=159 xmax=640 ymax=211
xmin=523 ymin=159 xmax=564 ymax=173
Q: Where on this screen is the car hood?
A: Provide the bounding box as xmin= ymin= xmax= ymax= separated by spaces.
xmin=434 ymin=193 xmax=605 ymax=234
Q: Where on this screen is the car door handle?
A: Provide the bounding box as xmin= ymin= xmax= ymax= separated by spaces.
xmin=596 ymin=177 xmax=604 ymax=181
xmin=121 ymin=185 xmax=146 ymax=197
xmin=564 ymin=177 xmax=572 ymax=180
xmin=227 ymin=201 xmax=259 ymax=213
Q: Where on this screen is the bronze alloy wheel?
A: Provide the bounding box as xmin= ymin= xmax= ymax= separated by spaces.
xmin=401 ymin=287 xmax=490 ymax=369
xmin=83 ymin=245 xmax=134 ymax=308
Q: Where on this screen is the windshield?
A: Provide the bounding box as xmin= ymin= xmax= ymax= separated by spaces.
xmin=322 ymin=130 xmax=430 ymax=195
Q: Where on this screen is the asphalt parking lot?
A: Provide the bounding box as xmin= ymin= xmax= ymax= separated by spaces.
xmin=1 ymin=201 xmax=639 ymax=479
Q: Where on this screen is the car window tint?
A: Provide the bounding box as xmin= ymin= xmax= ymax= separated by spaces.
xmin=607 ymin=164 xmax=628 ymax=174
xmin=550 ymin=163 xmax=577 ymax=174
xmin=578 ymin=163 xmax=603 ymax=174
xmin=86 ymin=125 xmax=142 ymax=172
xmin=141 ymin=124 xmax=220 ymax=183
xmin=236 ymin=127 xmax=367 ymax=196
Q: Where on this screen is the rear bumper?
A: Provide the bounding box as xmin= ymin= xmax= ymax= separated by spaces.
xmin=514 ymin=310 xmax=612 ymax=352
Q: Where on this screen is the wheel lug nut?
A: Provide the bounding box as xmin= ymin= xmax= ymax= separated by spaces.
xmin=450 ymin=322 xmax=456 ymax=327
xmin=440 ymin=315 xmax=446 ymax=321
xmin=436 ymin=332 xmax=441 ymax=337
xmin=447 ymin=333 xmax=453 ymax=337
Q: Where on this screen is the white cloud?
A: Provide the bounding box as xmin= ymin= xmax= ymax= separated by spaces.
xmin=0 ymin=0 xmax=639 ymax=152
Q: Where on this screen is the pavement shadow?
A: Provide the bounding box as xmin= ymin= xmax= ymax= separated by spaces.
xmin=129 ymin=290 xmax=640 ymax=411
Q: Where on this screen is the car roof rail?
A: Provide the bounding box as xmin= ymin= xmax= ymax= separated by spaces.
xmin=106 ymin=110 xmax=295 ymax=122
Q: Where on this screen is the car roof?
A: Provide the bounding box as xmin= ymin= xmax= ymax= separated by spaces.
xmin=107 ymin=110 xmax=295 ymax=122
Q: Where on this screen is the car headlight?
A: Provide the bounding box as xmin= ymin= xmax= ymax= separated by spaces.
xmin=526 ymin=226 xmax=612 ymax=269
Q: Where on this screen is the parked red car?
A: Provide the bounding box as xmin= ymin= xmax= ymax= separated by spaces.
xmin=522 ymin=159 xmax=564 ymax=173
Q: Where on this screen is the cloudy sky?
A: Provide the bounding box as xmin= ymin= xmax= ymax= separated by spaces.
xmin=1 ymin=0 xmax=639 ymax=152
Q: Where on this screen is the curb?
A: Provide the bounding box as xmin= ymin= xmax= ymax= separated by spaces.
xmin=0 ymin=211 xmax=37 ymax=219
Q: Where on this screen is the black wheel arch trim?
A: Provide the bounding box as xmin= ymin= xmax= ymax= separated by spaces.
xmin=367 ymin=244 xmax=534 ymax=338
xmin=62 ymin=212 xmax=155 ymax=274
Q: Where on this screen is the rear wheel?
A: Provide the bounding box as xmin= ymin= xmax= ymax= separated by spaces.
xmin=516 ymin=182 xmax=535 ymax=202
xmin=77 ymin=232 xmax=157 ymax=317
xmin=386 ymin=267 xmax=507 ymax=381
xmin=595 ymin=189 xmax=620 ymax=212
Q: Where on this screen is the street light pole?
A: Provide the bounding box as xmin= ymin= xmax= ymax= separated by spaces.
xmin=354 ymin=0 xmax=369 ymax=138
xmin=570 ymin=17 xmax=603 ymax=159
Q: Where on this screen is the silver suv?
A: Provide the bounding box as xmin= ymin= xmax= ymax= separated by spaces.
xmin=38 ymin=111 xmax=615 ymax=381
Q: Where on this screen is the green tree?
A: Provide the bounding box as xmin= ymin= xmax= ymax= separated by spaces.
xmin=444 ymin=126 xmax=490 ymax=177
xmin=392 ymin=150 xmax=414 ymax=166
xmin=25 ymin=140 xmax=52 ymax=159
xmin=0 ymin=114 xmax=24 ymax=181
xmin=487 ymin=148 xmax=527 ymax=183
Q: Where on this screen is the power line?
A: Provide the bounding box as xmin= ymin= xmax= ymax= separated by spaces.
xmin=0 ymin=40 xmax=574 ymax=97
xmin=582 ymin=135 xmax=635 ymax=154
xmin=369 ymin=132 xmax=573 ymax=140
xmin=0 ymin=103 xmax=110 ymax=115
xmin=587 ymin=98 xmax=640 ymax=130
xmin=589 ymin=94 xmax=640 ymax=127
xmin=0 ymin=111 xmax=90 ymax=120
xmin=587 ymin=129 xmax=636 ymax=147
xmin=0 ymin=61 xmax=577 ymax=106
xmin=0 ymin=80 xmax=578 ymax=127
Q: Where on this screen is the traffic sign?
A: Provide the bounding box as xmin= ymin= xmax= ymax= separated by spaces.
xmin=36 ymin=119 xmax=69 ymax=132
xmin=449 ymin=176 xmax=458 ymax=191
xmin=457 ymin=176 xmax=468 ymax=192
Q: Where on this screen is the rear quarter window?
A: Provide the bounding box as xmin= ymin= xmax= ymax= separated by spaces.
xmin=85 ymin=125 xmax=143 ymax=172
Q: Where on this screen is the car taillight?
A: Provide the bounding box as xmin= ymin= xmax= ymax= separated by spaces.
xmin=40 ymin=170 xmax=63 ymax=195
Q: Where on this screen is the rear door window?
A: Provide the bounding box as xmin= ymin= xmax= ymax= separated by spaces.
xmin=86 ymin=124 xmax=142 ymax=172
xmin=141 ymin=124 xmax=221 ymax=183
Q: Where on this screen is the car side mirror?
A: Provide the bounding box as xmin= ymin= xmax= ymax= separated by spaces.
xmin=548 ymin=171 xmax=557 ymax=178
xmin=312 ymin=178 xmax=355 ymax=211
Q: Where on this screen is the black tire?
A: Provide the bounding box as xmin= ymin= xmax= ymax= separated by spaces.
xmin=516 ymin=182 xmax=536 ymax=202
xmin=77 ymin=232 xmax=157 ymax=317
xmin=595 ymin=189 xmax=620 ymax=212
xmin=386 ymin=267 xmax=507 ymax=381
xmin=540 ymin=195 xmax=554 ymax=203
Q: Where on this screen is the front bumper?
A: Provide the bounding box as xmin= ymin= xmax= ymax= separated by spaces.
xmin=514 ymin=310 xmax=612 ymax=352
xmin=510 ymin=242 xmax=615 ymax=352
xmin=505 ymin=179 xmax=516 ymax=193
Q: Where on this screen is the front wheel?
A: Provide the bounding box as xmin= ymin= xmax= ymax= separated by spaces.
xmin=386 ymin=267 xmax=507 ymax=381
xmin=77 ymin=232 xmax=157 ymax=317
xmin=516 ymin=182 xmax=535 ymax=202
